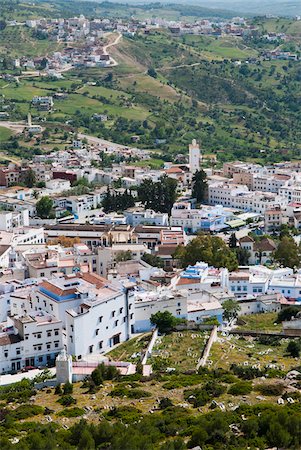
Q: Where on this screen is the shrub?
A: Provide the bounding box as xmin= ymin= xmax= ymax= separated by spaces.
xmin=106 ymin=406 xmax=142 ymax=423
xmin=54 ymin=384 xmax=62 ymax=395
xmin=256 ymin=383 xmax=284 ymax=396
xmin=287 ymin=340 xmax=300 ymax=357
xmin=184 ymin=382 xmax=226 ymax=407
xmin=230 ymin=364 xmax=263 ymax=380
xmin=10 ymin=404 xmax=44 ymax=420
xmin=91 ymin=368 xmax=103 ymax=387
xmin=228 ymin=381 xmax=252 ymax=395
xmin=63 ymin=382 xmax=73 ymax=395
xmin=0 ymin=379 xmax=35 ymax=402
xmin=257 ymin=336 xmax=282 ymax=347
xmin=110 ymin=387 xmax=151 ymax=399
xmin=57 ymin=395 xmax=77 ymax=406
xmin=58 ymin=407 xmax=85 ymax=418
xmin=159 ymin=398 xmax=174 ymax=409
xmin=276 ymin=306 xmax=301 ymax=323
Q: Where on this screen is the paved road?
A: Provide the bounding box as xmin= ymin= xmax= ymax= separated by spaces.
xmin=78 ymin=132 xmax=133 ymax=150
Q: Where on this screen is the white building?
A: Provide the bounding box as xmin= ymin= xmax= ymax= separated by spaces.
xmin=0 ymin=309 xmax=63 ymax=374
xmin=189 ymin=139 xmax=201 ymax=175
xmin=0 ymin=210 xmax=29 ymax=232
xmin=208 ymin=181 xmax=287 ymax=214
xmin=32 ymin=273 xmax=135 ymax=358
xmin=125 ymin=209 xmax=169 ymax=227
xmin=134 ymin=289 xmax=188 ymax=332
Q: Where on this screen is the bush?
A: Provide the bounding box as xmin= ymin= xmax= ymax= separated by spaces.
xmin=184 ymin=382 xmax=226 ymax=407
xmin=230 ymin=364 xmax=263 ymax=380
xmin=276 ymin=306 xmax=301 ymax=323
xmin=10 ymin=404 xmax=44 ymax=420
xmin=287 ymin=340 xmax=300 ymax=357
xmin=54 ymin=384 xmax=62 ymax=395
xmin=257 ymin=336 xmax=282 ymax=347
xmin=57 ymin=395 xmax=77 ymax=406
xmin=0 ymin=379 xmax=35 ymax=402
xmin=159 ymin=398 xmax=174 ymax=409
xmin=110 ymin=387 xmax=151 ymax=399
xmin=256 ymin=383 xmax=284 ymax=396
xmin=106 ymin=406 xmax=142 ymax=423
xmin=91 ymin=368 xmax=103 ymax=387
xmin=228 ymin=381 xmax=252 ymax=395
xmin=58 ymin=407 xmax=85 ymax=417
xmin=63 ymin=382 xmax=73 ymax=395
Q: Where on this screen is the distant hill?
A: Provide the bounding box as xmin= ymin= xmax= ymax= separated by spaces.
xmin=108 ymin=0 xmax=301 ymax=17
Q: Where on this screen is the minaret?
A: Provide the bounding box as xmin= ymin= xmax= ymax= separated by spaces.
xmin=189 ymin=139 xmax=201 ymax=174
xmin=27 ymin=112 xmax=32 ymax=127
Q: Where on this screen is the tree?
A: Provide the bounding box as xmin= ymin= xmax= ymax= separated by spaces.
xmin=276 ymin=306 xmax=301 ymax=323
xmin=63 ymin=381 xmax=73 ymax=395
xmin=222 ymin=299 xmax=241 ymax=322
xmin=147 ymin=67 xmax=157 ymax=78
xmin=142 ymin=253 xmax=164 ymax=268
xmin=150 ymin=311 xmax=179 ymax=333
xmin=138 ymin=176 xmax=177 ymax=215
xmin=24 ymin=168 xmax=36 ymax=188
xmin=192 ymin=169 xmax=207 ymax=203
xmin=229 ymin=233 xmax=237 ymax=249
xmin=273 ymin=236 xmax=301 ymax=268
xmin=91 ymin=368 xmax=103 ymax=386
xmin=36 ymin=196 xmax=53 ymax=219
xmin=286 ymin=341 xmax=300 ymax=358
xmin=236 ymin=247 xmax=250 ymax=265
xmin=115 ymin=250 xmax=132 ymax=262
xmin=175 ymin=233 xmax=238 ymax=271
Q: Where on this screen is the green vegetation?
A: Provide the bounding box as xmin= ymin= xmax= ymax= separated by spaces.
xmin=148 ymin=330 xmax=207 ymax=372
xmin=137 ymin=176 xmax=178 ymax=215
xmin=150 ymin=311 xmax=182 ymax=334
xmin=1 ymin=20 xmax=301 ymax=164
xmin=175 ymin=233 xmax=238 ymax=271
xmin=107 ymin=334 xmax=151 ymax=363
xmin=0 ymin=127 xmax=13 ymax=142
xmin=238 ymin=312 xmax=282 ymax=332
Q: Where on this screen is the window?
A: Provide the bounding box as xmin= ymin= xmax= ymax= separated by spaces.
xmin=95 ymin=329 xmax=99 ymax=336
xmin=99 ymin=341 xmax=103 ymax=349
xmin=47 ymin=344 xmax=51 ymax=349
xmin=119 ymin=307 xmax=123 ymax=314
xmin=4 ymin=352 xmax=8 ymax=358
xmin=99 ymin=316 xmax=103 ymax=323
xmin=130 ymin=313 xmax=134 ymax=320
xmin=123 ymin=316 xmax=126 ymax=323
xmin=70 ymin=325 xmax=74 ymax=332
xmin=54 ymin=330 xmax=59 ymax=336
xmin=40 ymin=272 xmax=45 ymax=277
xmin=54 ymin=341 xmax=59 ymax=348
xmin=112 ymin=311 xmax=115 ymax=318
xmin=47 ymin=331 xmax=51 ymax=337
xmin=25 ymin=334 xmax=29 ymax=340
xmin=16 ymin=348 xmax=20 ymax=355
xmin=114 ymin=320 xmax=118 ymax=327
xmin=89 ymin=345 xmax=93 ymax=354
xmin=37 ymin=333 xmax=41 ymax=339
xmin=38 ymin=357 xmax=43 ymax=362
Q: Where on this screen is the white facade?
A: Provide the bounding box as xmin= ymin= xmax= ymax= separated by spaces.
xmin=208 ymin=182 xmax=287 ymax=213
xmin=32 ymin=273 xmax=135 ymax=359
xmin=134 ymin=289 xmax=187 ymax=332
xmin=0 ymin=210 xmax=29 ymax=232
xmin=125 ymin=209 xmax=169 ymax=227
xmin=189 ymin=139 xmax=200 ymax=175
